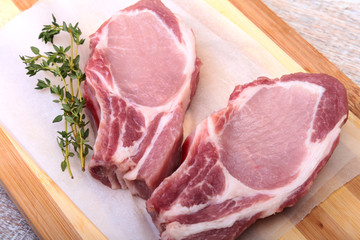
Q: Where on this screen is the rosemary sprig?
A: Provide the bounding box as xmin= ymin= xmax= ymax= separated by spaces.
xmin=20 ymin=14 xmax=92 ymax=178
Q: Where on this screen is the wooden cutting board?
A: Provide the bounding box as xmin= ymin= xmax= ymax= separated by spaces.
xmin=1 ymin=0 xmax=360 ymax=239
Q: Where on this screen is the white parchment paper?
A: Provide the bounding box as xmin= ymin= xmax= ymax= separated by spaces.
xmin=0 ymin=0 xmax=359 ymax=239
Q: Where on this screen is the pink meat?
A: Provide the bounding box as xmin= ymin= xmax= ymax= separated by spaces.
xmin=146 ymin=73 xmax=348 ymax=239
xmin=84 ymin=0 xmax=201 ymax=199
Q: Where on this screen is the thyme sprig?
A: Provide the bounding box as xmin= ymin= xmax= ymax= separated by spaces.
xmin=20 ymin=14 xmax=92 ymax=178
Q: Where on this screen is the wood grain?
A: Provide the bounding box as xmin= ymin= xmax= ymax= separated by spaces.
xmin=11 ymin=0 xmax=37 ymax=11
xmin=0 ymin=127 xmax=106 ymax=240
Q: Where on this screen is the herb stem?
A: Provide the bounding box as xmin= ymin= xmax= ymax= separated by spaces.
xmin=69 ymin=78 xmax=74 ymax=97
xmin=69 ymin=30 xmax=74 ymax=67
xmin=64 ymin=118 xmax=73 ymax=179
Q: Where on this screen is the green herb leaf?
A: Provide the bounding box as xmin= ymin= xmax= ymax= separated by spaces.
xmin=65 ymin=115 xmax=74 ymax=124
xmin=61 ymin=160 xmax=67 ymax=171
xmin=30 ymin=46 xmax=40 ymax=55
xmin=52 ymin=14 xmax=57 ymax=23
xmin=62 ymin=104 xmax=71 ymax=112
xmin=53 ymin=115 xmax=63 ymax=123
xmin=35 ymin=79 xmax=49 ymax=89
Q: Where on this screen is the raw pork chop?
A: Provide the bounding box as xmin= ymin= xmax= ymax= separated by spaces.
xmin=146 ymin=73 xmax=348 ymax=239
xmin=84 ymin=0 xmax=201 ymax=199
